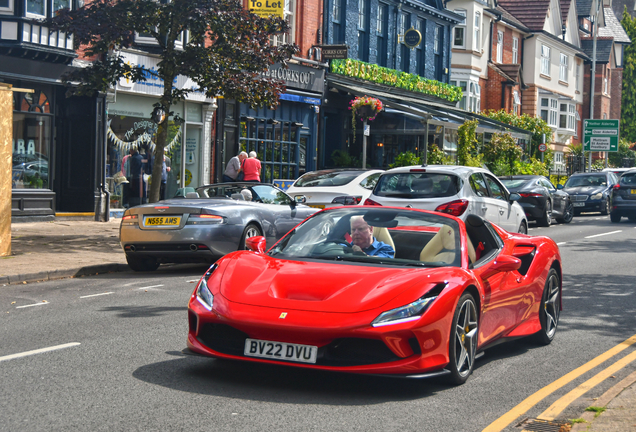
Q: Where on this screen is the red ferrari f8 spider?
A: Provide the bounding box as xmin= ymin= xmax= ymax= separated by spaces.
xmin=186 ymin=207 xmax=562 ymax=384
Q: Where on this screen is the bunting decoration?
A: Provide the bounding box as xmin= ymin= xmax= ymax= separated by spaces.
xmin=107 ymin=125 xmax=182 ymax=153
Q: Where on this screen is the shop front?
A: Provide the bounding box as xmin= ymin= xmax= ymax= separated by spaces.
xmin=322 ymin=74 xmax=531 ymax=169
xmin=106 ymin=51 xmax=216 ymax=208
xmin=215 ymin=61 xmax=325 ymax=183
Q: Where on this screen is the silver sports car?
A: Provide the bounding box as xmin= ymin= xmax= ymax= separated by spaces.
xmin=119 ymin=182 xmax=318 ymax=271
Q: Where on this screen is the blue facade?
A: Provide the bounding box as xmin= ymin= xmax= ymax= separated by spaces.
xmin=324 ymin=0 xmax=459 ymax=83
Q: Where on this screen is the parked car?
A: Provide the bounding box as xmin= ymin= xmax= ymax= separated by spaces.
xmin=119 ymin=182 xmax=318 ymax=271
xmin=185 ymin=206 xmax=562 ymax=384
xmin=610 ymin=169 xmax=636 ymax=223
xmin=286 ymin=169 xmax=384 ymax=209
xmin=603 ymin=167 xmax=633 ymax=176
xmin=364 ymin=165 xmax=528 ymax=233
xmin=499 ymin=175 xmax=573 ymax=226
xmin=560 ymin=171 xmax=618 ymax=215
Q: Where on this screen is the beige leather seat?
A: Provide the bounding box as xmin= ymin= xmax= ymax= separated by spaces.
xmin=419 ymin=225 xmax=477 ymax=264
xmin=372 ymin=226 xmax=395 ymax=254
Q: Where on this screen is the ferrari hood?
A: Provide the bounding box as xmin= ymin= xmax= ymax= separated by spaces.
xmin=219 ymin=253 xmax=433 ymax=313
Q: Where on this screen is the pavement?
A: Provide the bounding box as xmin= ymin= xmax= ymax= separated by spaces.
xmin=1 ymin=218 xmax=635 ymax=432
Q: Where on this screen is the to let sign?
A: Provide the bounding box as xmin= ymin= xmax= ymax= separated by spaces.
xmin=583 ymin=119 xmax=619 ymax=152
xmin=249 ymin=0 xmax=283 ymax=18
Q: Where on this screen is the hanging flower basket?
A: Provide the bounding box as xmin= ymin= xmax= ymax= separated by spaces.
xmin=349 ymin=96 xmax=383 ymax=142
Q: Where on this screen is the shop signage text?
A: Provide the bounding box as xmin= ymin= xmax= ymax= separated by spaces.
xmin=263 ymin=63 xmax=325 ymax=93
xmin=321 ymin=45 xmax=348 ymax=60
xmin=403 ymin=28 xmax=422 ymax=49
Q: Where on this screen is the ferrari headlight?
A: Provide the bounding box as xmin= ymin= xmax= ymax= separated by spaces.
xmin=591 ymin=193 xmax=603 ymax=200
xmin=371 ymin=296 xmax=437 ymax=327
xmin=196 ymin=264 xmax=217 ymax=311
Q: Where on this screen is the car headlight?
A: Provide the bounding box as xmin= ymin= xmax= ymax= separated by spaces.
xmin=371 ymin=296 xmax=437 ymax=327
xmin=196 ymin=265 xmax=217 ymax=311
xmin=591 ymin=193 xmax=603 ymax=200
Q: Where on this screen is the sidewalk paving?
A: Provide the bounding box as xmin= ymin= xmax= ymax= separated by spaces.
xmin=2 ymin=220 xmax=636 ymax=432
xmin=1 ymin=218 xmax=129 ymax=285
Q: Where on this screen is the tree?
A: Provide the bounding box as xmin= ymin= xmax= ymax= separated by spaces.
xmin=481 ymin=132 xmax=523 ymax=176
xmin=621 ymin=8 xmax=636 ymax=142
xmin=609 ymin=139 xmax=636 ymax=167
xmin=457 ymin=120 xmax=482 ymax=167
xmin=45 ymin=0 xmax=297 ymax=202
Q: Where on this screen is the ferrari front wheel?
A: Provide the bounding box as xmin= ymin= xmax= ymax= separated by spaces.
xmin=533 ymin=268 xmax=560 ymax=345
xmin=448 ymin=293 xmax=478 ymax=385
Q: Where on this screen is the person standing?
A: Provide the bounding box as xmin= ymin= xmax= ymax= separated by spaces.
xmin=223 ymin=151 xmax=247 ymax=182
xmin=127 ymin=146 xmax=150 ymax=207
xmin=242 ymin=151 xmax=262 ymax=183
xmin=160 ymin=155 xmax=171 ymax=200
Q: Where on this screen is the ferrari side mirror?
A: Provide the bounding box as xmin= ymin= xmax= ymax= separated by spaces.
xmin=245 ymin=236 xmax=267 ymax=253
xmin=481 ymin=255 xmax=521 ymax=278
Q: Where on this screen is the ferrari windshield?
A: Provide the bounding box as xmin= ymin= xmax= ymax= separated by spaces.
xmin=270 ymin=208 xmax=462 ymax=267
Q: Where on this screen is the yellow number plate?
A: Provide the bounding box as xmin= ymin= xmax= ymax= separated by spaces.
xmin=308 ymin=204 xmax=325 ymax=209
xmin=144 ymin=216 xmax=181 ymax=226
xmin=630 ymin=189 xmax=636 ymax=194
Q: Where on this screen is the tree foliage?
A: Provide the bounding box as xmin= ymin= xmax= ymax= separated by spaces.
xmin=44 ymin=0 xmax=297 ymax=201
xmin=482 ymin=132 xmax=523 ymax=176
xmin=457 ymin=120 xmax=482 ymax=166
xmin=427 ymin=144 xmax=452 ymax=165
xmin=609 ymin=138 xmax=636 ymax=167
xmin=389 ymin=151 xmax=420 ymax=168
xmin=621 ymin=8 xmax=636 ymax=142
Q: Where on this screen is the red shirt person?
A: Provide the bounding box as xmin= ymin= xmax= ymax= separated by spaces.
xmin=242 ymin=151 xmax=261 ymax=182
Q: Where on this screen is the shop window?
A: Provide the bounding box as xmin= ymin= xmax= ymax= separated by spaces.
xmin=15 ymin=90 xmax=51 ymax=113
xmin=26 ymin=0 xmax=45 ymax=16
xmin=453 ymin=9 xmax=466 ymax=48
xmin=512 ymin=37 xmax=518 ymax=64
xmin=12 ymin=114 xmax=51 ymax=190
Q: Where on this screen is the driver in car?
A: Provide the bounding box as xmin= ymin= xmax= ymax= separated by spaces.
xmin=348 ymin=216 xmax=395 ymax=258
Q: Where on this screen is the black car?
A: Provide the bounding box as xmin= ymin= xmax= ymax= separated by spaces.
xmin=610 ymin=169 xmax=636 ymax=223
xmin=499 ymin=175 xmax=573 ymax=226
xmin=560 ymin=172 xmax=618 ymax=215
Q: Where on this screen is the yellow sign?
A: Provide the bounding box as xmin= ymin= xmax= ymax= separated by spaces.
xmin=249 ymin=0 xmax=284 ymax=18
xmin=145 ymin=216 xmax=181 ymax=226
xmin=184 ymin=169 xmax=192 ymax=186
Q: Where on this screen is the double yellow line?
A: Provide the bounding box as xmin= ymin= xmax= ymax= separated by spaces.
xmin=483 ymin=333 xmax=636 ymax=432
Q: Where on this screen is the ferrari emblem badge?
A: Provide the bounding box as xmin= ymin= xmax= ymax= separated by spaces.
xmin=279 ymin=312 xmax=287 ymax=319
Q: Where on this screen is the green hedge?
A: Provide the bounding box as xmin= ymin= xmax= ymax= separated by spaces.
xmin=330 ymin=59 xmax=463 ymax=103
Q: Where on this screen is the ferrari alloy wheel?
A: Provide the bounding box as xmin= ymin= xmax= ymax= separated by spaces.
xmin=600 ymin=198 xmax=609 ymax=215
xmin=557 ymin=201 xmax=574 ymax=224
xmin=240 ymin=223 xmax=263 ymax=249
xmin=538 ymin=201 xmax=552 ymax=227
xmin=533 ymin=269 xmax=560 ymax=345
xmin=448 ymin=293 xmax=478 ymax=385
xmin=518 ymin=221 xmax=528 ymax=234
xmin=125 ymin=254 xmax=160 ymax=272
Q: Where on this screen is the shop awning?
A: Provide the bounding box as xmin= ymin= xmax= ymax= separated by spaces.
xmin=327 ymin=75 xmax=533 ymax=140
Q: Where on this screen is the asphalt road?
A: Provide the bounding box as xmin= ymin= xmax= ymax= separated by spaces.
xmin=1 ymin=213 xmax=636 ymax=432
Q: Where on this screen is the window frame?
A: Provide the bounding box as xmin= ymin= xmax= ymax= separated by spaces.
xmin=451 ymin=80 xmax=468 ymax=110
xmin=540 ymin=97 xmax=558 ymax=127
xmin=358 ymin=0 xmax=366 ymax=31
xmin=496 ymin=30 xmax=503 ymax=63
xmin=512 ymin=37 xmax=519 ymax=64
xmin=541 ymin=44 xmax=551 ymax=76
xmin=376 ymin=3 xmax=384 ymax=36
xmin=559 ymin=53 xmax=568 ymax=82
xmin=469 ymin=81 xmax=481 ymax=113
xmin=575 ymin=62 xmax=580 ymax=90
xmin=453 ymin=9 xmax=466 ymax=48
xmin=474 ymin=11 xmax=481 ymax=52
xmin=271 ymin=0 xmax=295 ymax=46
xmin=25 ymin=0 xmax=46 ymax=18
xmin=512 ymin=90 xmax=521 ymax=115
xmin=332 ymin=0 xmax=341 ymax=23
xmin=0 ymin=0 xmax=13 ymax=13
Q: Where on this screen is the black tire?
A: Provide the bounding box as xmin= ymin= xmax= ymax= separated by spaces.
xmin=600 ymin=198 xmax=609 ymax=215
xmin=537 ymin=200 xmax=552 ymax=227
xmin=240 ymin=223 xmax=263 ymax=250
xmin=532 ymin=268 xmax=560 ymax=345
xmin=126 ymin=254 xmax=160 ymax=272
xmin=610 ymin=212 xmax=622 ymax=223
xmin=628 ymin=214 xmax=636 ymax=222
xmin=556 ymin=201 xmax=574 ymax=224
xmin=518 ymin=221 xmax=528 ymax=234
xmin=447 ymin=293 xmax=479 ymax=385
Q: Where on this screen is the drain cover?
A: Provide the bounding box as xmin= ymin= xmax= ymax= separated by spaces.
xmin=516 ymin=418 xmax=572 ymax=432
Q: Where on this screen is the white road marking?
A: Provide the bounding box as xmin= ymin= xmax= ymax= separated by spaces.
xmin=16 ymin=301 xmax=49 ymax=309
xmin=0 ymin=342 xmax=80 ymax=363
xmin=186 ymin=279 xmax=200 ymax=283
xmin=557 ymin=242 xmax=567 ymax=245
xmin=584 ymin=230 xmax=622 ymax=239
xmin=79 ymin=292 xmax=114 ymax=299
xmin=137 ymin=284 xmax=164 ymax=290
xmin=123 ymin=281 xmax=147 ymax=287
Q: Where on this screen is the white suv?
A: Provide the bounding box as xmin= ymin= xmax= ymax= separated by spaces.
xmin=365 ymin=165 xmax=528 ymax=233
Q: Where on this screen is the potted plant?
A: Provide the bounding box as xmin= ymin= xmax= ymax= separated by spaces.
xmin=349 ymin=96 xmax=383 ymax=141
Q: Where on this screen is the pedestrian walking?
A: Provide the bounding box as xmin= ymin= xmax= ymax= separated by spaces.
xmin=242 ymin=151 xmax=262 ymax=183
xmin=223 ymin=151 xmax=247 ymax=182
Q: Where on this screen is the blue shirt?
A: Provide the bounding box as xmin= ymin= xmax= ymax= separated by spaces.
xmin=344 ymin=238 xmax=394 ymax=258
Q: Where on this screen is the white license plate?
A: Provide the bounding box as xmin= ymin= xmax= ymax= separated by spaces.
xmin=573 ymin=202 xmax=585 ymax=207
xmin=244 ymin=338 xmax=318 ymax=364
